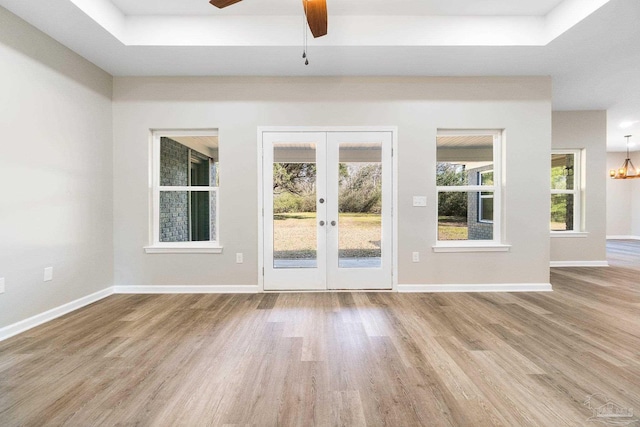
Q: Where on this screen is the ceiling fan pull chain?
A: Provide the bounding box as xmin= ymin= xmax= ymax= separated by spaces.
xmin=302 ymin=0 xmax=309 ymax=65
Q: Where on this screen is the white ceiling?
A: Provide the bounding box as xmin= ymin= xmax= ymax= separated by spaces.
xmin=110 ymin=0 xmax=566 ymax=17
xmin=1 ymin=0 xmax=639 ymax=151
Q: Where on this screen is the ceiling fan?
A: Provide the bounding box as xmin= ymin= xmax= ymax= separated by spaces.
xmin=209 ymin=0 xmax=328 ymax=38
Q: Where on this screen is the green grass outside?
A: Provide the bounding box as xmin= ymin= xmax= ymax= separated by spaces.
xmin=273 ymin=213 xmax=471 ymax=258
xmin=438 ymin=216 xmax=469 ymax=240
xmin=273 ymin=212 xmax=381 ymax=259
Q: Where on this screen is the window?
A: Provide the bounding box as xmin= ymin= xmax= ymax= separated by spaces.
xmin=478 ymin=170 xmax=494 ymax=223
xmin=435 ymin=130 xmax=506 ymax=250
xmin=146 ymin=130 xmax=221 ymax=253
xmin=551 ymin=150 xmax=582 ymax=232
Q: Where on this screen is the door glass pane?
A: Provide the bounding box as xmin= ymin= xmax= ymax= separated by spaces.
xmin=272 ymin=143 xmax=317 ymax=268
xmin=338 ymin=142 xmax=382 ymax=268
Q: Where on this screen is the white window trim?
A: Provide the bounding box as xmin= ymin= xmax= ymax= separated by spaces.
xmin=434 ymin=129 xmax=505 ymax=252
xmin=550 ymin=149 xmax=582 ymax=233
xmin=145 ymin=129 xmax=222 ymax=254
xmin=550 ymin=231 xmax=589 ymax=238
xmin=432 ymin=242 xmax=511 ymax=253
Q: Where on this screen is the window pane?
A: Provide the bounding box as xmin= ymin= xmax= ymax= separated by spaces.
xmin=551 ymin=153 xmax=575 ymax=190
xmin=272 ymin=143 xmax=317 ymax=268
xmin=437 ymin=134 xmax=493 ymax=186
xmin=160 ymin=191 xmax=189 ymax=242
xmin=160 ymin=191 xmax=215 ymax=242
xmin=438 ymin=191 xmax=493 ymax=240
xmin=161 ymin=138 xmax=188 ymax=186
xmin=190 ymin=191 xmax=210 ymax=241
xmin=479 ymin=193 xmax=494 ymax=222
xmin=338 ymin=142 xmax=382 ymax=269
xmin=479 ymin=171 xmax=494 ymax=186
xmin=551 ymin=194 xmax=575 ymax=231
xmin=160 ymin=136 xmax=219 ymax=187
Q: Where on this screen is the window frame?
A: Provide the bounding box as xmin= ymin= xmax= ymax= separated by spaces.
xmin=434 ymin=129 xmax=508 ymax=252
xmin=550 ymin=149 xmax=583 ymax=234
xmin=145 ymin=129 xmax=222 ymax=254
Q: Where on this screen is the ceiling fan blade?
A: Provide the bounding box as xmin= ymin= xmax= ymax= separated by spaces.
xmin=209 ymin=0 xmax=242 ymax=8
xmin=303 ymin=0 xmax=328 ymax=38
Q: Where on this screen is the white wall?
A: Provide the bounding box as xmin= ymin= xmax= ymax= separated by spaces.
xmin=606 ymin=152 xmax=640 ymax=238
xmin=551 ymin=111 xmax=607 ymax=263
xmin=634 ymin=178 xmax=640 ymax=236
xmin=0 ymin=7 xmax=113 ymax=329
xmin=113 ymin=76 xmax=552 ymax=288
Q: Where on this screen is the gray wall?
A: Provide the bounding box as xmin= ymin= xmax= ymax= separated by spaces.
xmin=0 ymin=8 xmax=113 ymax=328
xmin=635 ymin=177 xmax=640 ymax=237
xmin=607 ymin=151 xmax=640 ymax=238
xmin=550 ymin=111 xmax=607 ymax=263
xmin=113 ymin=76 xmax=552 ymax=287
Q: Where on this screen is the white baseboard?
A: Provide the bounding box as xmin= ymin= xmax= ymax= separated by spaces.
xmin=397 ymin=283 xmax=552 ymax=293
xmin=113 ymin=285 xmax=260 ymax=294
xmin=3 ymin=282 xmax=557 ymax=342
xmin=607 ymin=235 xmax=640 ymax=240
xmin=550 ymin=260 xmax=609 ymax=267
xmin=0 ymin=287 xmax=114 ymax=342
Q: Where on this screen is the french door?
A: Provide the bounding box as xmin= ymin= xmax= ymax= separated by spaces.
xmin=263 ymin=131 xmax=393 ymax=291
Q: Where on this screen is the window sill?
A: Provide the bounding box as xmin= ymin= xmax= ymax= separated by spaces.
xmin=550 ymin=231 xmax=589 ymax=238
xmin=432 ymin=243 xmax=511 ymax=253
xmin=144 ymin=245 xmax=223 ymax=254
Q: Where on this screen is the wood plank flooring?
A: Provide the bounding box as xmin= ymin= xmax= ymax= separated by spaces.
xmin=1 ymin=241 xmax=639 ymax=426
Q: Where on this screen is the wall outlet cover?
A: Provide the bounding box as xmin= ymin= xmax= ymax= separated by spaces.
xmin=412 ymin=252 xmax=420 ymax=262
xmin=236 ymin=253 xmax=244 ymax=264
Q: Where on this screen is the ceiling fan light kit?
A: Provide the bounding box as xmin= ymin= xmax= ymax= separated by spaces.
xmin=610 ymin=135 xmax=640 ymax=179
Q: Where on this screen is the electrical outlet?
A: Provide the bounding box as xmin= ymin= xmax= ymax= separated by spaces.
xmin=236 ymin=253 xmax=244 ymax=264
xmin=412 ymin=252 xmax=420 ymax=263
xmin=0 ymin=278 xmax=5 ymax=294
xmin=44 ymin=267 xmax=53 ymax=282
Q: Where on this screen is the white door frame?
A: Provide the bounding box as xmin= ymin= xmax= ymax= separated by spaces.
xmin=257 ymin=126 xmax=398 ymax=292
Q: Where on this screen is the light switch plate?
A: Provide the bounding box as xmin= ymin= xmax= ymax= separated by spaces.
xmin=413 ymin=196 xmax=427 ymax=207
xmin=412 ymin=252 xmax=420 ymax=262
xmin=0 ymin=278 xmax=5 ymax=294
xmin=44 ymin=267 xmax=53 ymax=282
xmin=236 ymin=253 xmax=244 ymax=264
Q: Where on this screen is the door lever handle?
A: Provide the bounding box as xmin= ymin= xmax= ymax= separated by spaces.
xmin=319 ymin=221 xmax=325 ymax=226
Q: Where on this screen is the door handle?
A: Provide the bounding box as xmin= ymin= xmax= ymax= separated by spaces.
xmin=319 ymin=220 xmax=325 ymax=226
xmin=331 ymin=221 xmax=336 ymax=226
xmin=319 ymin=198 xmax=325 ymax=204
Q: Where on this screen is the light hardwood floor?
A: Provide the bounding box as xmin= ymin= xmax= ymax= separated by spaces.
xmin=1 ymin=241 xmax=639 ymax=426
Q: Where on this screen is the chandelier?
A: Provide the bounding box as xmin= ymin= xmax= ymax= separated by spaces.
xmin=610 ymin=135 xmax=640 ymax=179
